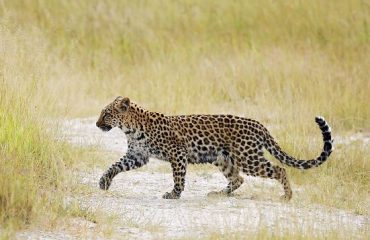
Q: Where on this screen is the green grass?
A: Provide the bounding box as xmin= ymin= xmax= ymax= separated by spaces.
xmin=0 ymin=0 xmax=369 ymax=238
xmin=0 ymin=89 xmax=59 ymax=233
xmin=0 ymin=88 xmax=114 ymax=239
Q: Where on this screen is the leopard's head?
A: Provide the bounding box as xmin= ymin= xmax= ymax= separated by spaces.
xmin=96 ymin=96 xmax=131 ymax=132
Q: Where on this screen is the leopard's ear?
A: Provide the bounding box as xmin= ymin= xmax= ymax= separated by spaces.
xmin=116 ymin=97 xmax=130 ymax=112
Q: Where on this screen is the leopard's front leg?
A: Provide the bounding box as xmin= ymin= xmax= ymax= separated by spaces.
xmin=163 ymin=155 xmax=187 ymax=199
xmin=99 ymin=152 xmax=149 ymax=190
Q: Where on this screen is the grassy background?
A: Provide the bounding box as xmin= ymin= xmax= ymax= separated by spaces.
xmin=1 ymin=0 xmax=369 ymax=129
xmin=0 ymin=0 xmax=369 ymax=237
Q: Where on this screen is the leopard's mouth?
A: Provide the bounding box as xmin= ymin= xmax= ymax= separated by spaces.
xmin=99 ymin=124 xmax=112 ymax=132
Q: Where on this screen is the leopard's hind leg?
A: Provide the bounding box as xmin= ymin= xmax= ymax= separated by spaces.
xmin=208 ymin=151 xmax=244 ymax=196
xmin=242 ymin=155 xmax=292 ymax=201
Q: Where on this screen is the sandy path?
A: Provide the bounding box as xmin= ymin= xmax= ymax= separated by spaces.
xmin=49 ymin=117 xmax=369 ymax=239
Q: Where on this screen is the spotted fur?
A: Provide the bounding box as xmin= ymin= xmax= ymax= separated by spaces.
xmin=96 ymin=97 xmax=333 ymax=200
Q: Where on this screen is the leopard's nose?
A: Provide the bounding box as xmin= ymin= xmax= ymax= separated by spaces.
xmin=96 ymin=121 xmax=99 ymax=127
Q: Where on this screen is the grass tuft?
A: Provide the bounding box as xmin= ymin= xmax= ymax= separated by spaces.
xmin=0 ymin=87 xmax=85 ymax=236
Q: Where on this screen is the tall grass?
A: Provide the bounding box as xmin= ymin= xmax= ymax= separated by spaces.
xmin=0 ymin=0 xmax=369 ymax=130
xmin=0 ymin=88 xmax=65 ymax=233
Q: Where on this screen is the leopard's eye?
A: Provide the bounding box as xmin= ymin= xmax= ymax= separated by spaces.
xmin=103 ymin=113 xmax=112 ymax=120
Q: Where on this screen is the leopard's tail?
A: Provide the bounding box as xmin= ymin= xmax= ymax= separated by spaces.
xmin=264 ymin=116 xmax=333 ymax=169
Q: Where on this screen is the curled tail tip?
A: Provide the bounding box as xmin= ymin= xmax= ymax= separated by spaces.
xmin=315 ymin=116 xmax=326 ymax=124
xmin=315 ymin=116 xmax=332 ymax=132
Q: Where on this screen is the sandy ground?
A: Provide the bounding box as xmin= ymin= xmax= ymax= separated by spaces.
xmin=16 ymin=117 xmax=370 ymax=239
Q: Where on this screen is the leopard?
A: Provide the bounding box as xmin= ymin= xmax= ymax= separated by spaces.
xmin=96 ymin=96 xmax=333 ymax=200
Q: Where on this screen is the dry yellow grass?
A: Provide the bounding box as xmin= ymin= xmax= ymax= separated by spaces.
xmin=1 ymin=0 xmax=369 ymax=129
xmin=0 ymin=0 xmax=369 ymax=238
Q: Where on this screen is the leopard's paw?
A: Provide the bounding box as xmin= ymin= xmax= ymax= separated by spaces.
xmin=162 ymin=191 xmax=180 ymax=199
xmin=279 ymin=194 xmax=292 ymax=202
